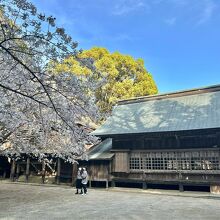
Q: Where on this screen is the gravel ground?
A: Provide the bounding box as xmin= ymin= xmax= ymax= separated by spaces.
xmin=0 ymin=182 xmax=220 ymax=220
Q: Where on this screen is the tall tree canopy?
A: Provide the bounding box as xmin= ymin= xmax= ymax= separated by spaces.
xmin=0 ymin=0 xmax=98 ymax=162
xmin=53 ymin=47 xmax=158 ymax=113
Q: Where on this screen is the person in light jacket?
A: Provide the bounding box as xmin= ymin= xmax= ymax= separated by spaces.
xmin=75 ymin=167 xmax=83 ymax=194
xmin=81 ymin=167 xmax=88 ymax=195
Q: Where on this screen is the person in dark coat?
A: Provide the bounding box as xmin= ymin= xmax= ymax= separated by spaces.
xmin=75 ymin=167 xmax=83 ymax=194
xmin=81 ymin=167 xmax=88 ymax=195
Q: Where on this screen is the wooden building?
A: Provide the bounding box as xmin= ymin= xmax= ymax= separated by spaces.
xmin=92 ymin=85 xmax=220 ymax=193
xmin=1 ymin=120 xmax=96 ymax=185
xmin=6 ymin=155 xmax=79 ymax=185
xmin=80 ymin=138 xmax=113 ymax=188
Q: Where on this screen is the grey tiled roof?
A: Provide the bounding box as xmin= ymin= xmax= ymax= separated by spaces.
xmin=88 ymin=138 xmax=113 ymax=160
xmin=92 ymin=89 xmax=220 ymax=136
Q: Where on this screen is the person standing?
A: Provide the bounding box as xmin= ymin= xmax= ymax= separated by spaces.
xmin=75 ymin=167 xmax=83 ymax=194
xmin=81 ymin=167 xmax=88 ymax=195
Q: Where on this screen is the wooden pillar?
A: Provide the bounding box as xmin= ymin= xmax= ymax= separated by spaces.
xmin=3 ymin=171 xmax=6 ymax=179
xmin=56 ymin=158 xmax=61 ymax=185
xmin=105 ymin=180 xmax=109 ymax=188
xmin=25 ymin=157 xmax=30 ymax=182
xmin=179 ymin=183 xmax=184 ymax=192
xmin=111 ymin=179 xmax=115 ymax=187
xmin=71 ymin=163 xmax=78 ymax=187
xmin=16 ymin=163 xmax=20 ymax=181
xmin=10 ymin=159 xmax=16 ymax=181
xmin=142 ymin=182 xmax=147 ymax=190
xmin=42 ymin=160 xmax=46 ymax=184
xmin=142 ymin=172 xmax=147 ymax=189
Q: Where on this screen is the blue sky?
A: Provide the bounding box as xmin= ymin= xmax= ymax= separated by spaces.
xmin=31 ymin=0 xmax=220 ymax=93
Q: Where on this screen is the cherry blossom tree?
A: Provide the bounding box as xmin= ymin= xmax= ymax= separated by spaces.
xmin=0 ymin=0 xmax=99 ymax=163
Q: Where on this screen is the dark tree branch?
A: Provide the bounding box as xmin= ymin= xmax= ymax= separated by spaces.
xmin=0 ymin=82 xmax=48 ymax=106
xmin=0 ymin=44 xmax=77 ymax=133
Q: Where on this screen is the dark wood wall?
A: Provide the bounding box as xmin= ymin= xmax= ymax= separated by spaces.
xmin=80 ymin=160 xmax=111 ymax=181
xmin=112 ymin=130 xmax=220 ymax=150
xmin=109 ymin=129 xmax=220 ymax=187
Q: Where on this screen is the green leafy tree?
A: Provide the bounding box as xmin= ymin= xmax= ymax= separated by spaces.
xmin=53 ymin=47 xmax=158 ymax=114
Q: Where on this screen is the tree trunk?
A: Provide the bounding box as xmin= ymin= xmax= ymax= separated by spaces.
xmin=25 ymin=157 xmax=30 ymax=182
xmin=10 ymin=159 xmax=16 ymax=181
xmin=56 ymin=158 xmax=61 ymax=185
xmin=71 ymin=163 xmax=77 ymax=187
xmin=42 ymin=160 xmax=46 ymax=184
xmin=16 ymin=163 xmax=20 ymax=181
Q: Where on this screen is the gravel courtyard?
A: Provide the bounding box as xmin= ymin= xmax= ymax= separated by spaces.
xmin=0 ymin=183 xmax=220 ymax=220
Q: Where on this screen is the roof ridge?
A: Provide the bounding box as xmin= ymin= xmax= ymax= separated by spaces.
xmin=117 ymin=84 xmax=220 ymax=105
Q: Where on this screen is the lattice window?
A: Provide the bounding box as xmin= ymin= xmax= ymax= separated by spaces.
xmin=129 ymin=149 xmax=220 ymax=171
xmin=152 ymin=158 xmax=163 ymax=170
xmin=130 ymin=157 xmax=140 ymax=170
xmin=143 ymin=158 xmax=152 ymax=169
